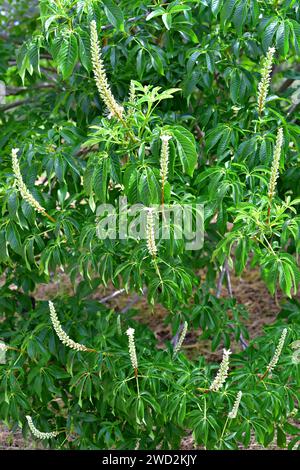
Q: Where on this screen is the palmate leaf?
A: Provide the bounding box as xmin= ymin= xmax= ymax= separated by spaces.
xmin=262 ymin=252 xmax=300 ymax=298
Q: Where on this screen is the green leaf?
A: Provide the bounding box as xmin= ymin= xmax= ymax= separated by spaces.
xmin=57 ymin=33 xmax=78 ymax=79
xmin=77 ymin=29 xmax=92 ymax=71
xmin=262 ymin=19 xmax=279 ymax=52
xmin=146 ymin=9 xmax=165 ymax=21
xmin=230 ymin=69 xmax=240 ymax=103
xmin=162 ymin=13 xmax=172 ymax=30
xmin=102 ymin=0 xmax=124 ymax=31
xmin=150 ymin=50 xmax=164 ymax=75
xmin=138 ymin=168 xmax=160 ymax=205
xmin=94 ymin=156 xmax=109 ymax=203
xmin=220 ymin=0 xmax=236 ymax=27
xmin=7 ymin=222 xmax=22 ymax=255
xmin=7 ymin=192 xmax=19 ymax=220
xmin=0 ymin=230 xmax=9 ymax=263
xmin=172 ymin=126 xmax=198 ymax=176
xmin=276 ymin=21 xmax=290 ymax=56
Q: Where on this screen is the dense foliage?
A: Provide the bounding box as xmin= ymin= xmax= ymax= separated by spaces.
xmin=0 ymin=0 xmax=299 ymax=450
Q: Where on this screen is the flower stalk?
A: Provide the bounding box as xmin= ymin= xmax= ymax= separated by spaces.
xmin=261 ymin=328 xmax=287 ymax=380
xmin=160 ymin=134 xmax=172 ymax=205
xmin=90 ymin=20 xmax=124 ymax=122
xmin=126 ymin=327 xmax=138 ymax=377
xmin=257 ymin=47 xmax=275 ymax=116
xmin=228 ymin=391 xmax=242 ymax=419
xmin=127 ymin=80 xmax=136 ymax=116
xmin=173 ymin=321 xmax=188 ymax=357
xmin=12 ymin=148 xmax=55 ymax=223
xmin=267 ymin=127 xmax=284 ymax=222
xmin=209 ymin=349 xmax=231 ymax=392
xmin=49 ymin=301 xmax=96 ymax=353
xmin=146 ymin=208 xmax=157 ymax=258
xmin=26 ymin=416 xmax=58 ymax=440
xmin=117 ymin=314 xmax=122 ymax=336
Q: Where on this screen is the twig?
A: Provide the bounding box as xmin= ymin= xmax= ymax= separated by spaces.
xmin=99 ymin=289 xmax=125 ymax=304
xmin=120 ymin=295 xmax=140 ymax=314
xmin=216 ymin=264 xmax=226 ymax=298
xmin=216 ymin=259 xmax=248 ymax=350
xmin=5 ymin=83 xmax=55 ymax=96
xmin=0 ymin=98 xmax=33 ymax=111
xmin=100 ymin=14 xmax=147 ymax=31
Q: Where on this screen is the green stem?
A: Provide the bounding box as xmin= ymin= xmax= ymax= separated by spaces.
xmin=219 ymin=416 xmax=229 ymax=449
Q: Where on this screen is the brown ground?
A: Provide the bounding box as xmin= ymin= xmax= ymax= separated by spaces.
xmin=0 ymin=267 xmax=298 ymax=450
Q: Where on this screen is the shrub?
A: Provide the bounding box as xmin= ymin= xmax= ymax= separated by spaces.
xmin=0 ymin=0 xmax=300 ymax=450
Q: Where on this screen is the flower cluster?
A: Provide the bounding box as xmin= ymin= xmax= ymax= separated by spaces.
xmin=126 ymin=327 xmax=138 ymax=371
xmin=90 ymin=20 xmax=124 ymax=121
xmin=210 ymin=349 xmax=231 ymax=392
xmin=228 ymin=391 xmax=243 ymax=419
xmin=257 ymin=46 xmax=275 ymax=115
xmin=12 ymin=148 xmax=46 ymax=216
xmin=268 ymin=128 xmax=284 ymax=200
xmin=117 ymin=314 xmax=122 ymax=336
xmin=173 ymin=321 xmax=188 ymax=357
xmin=49 ymin=301 xmax=89 ymax=352
xmin=146 ymin=208 xmax=157 ymax=257
xmin=26 ymin=416 xmax=58 ymax=440
xmin=160 ymin=134 xmax=172 ymax=189
xmin=266 ymin=328 xmax=287 ymax=374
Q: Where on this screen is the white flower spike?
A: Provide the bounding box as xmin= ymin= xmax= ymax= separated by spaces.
xmin=268 ymin=128 xmax=284 ymax=201
xmin=266 ymin=328 xmax=288 ymax=374
xmin=173 ymin=321 xmax=188 ymax=357
xmin=160 ymin=134 xmax=172 ymax=202
xmin=257 ymin=46 xmax=276 ymax=115
xmin=12 ymin=148 xmax=55 ymax=222
xmin=26 ymin=416 xmax=58 ymax=440
xmin=210 ymin=349 xmax=231 ymax=392
xmin=146 ymin=208 xmax=157 ymax=257
xmin=49 ymin=301 xmax=92 ymax=352
xmin=90 ymin=20 xmax=124 ymax=122
xmin=126 ymin=327 xmax=138 ymax=372
xmin=228 ymin=391 xmax=243 ymax=419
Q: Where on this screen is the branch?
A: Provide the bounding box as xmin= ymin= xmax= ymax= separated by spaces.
xmin=99 ymin=289 xmax=125 ymax=304
xmin=0 ymin=98 xmax=33 ymax=111
xmin=5 ymin=83 xmax=55 ymax=96
xmin=100 ymin=14 xmax=147 ymax=31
